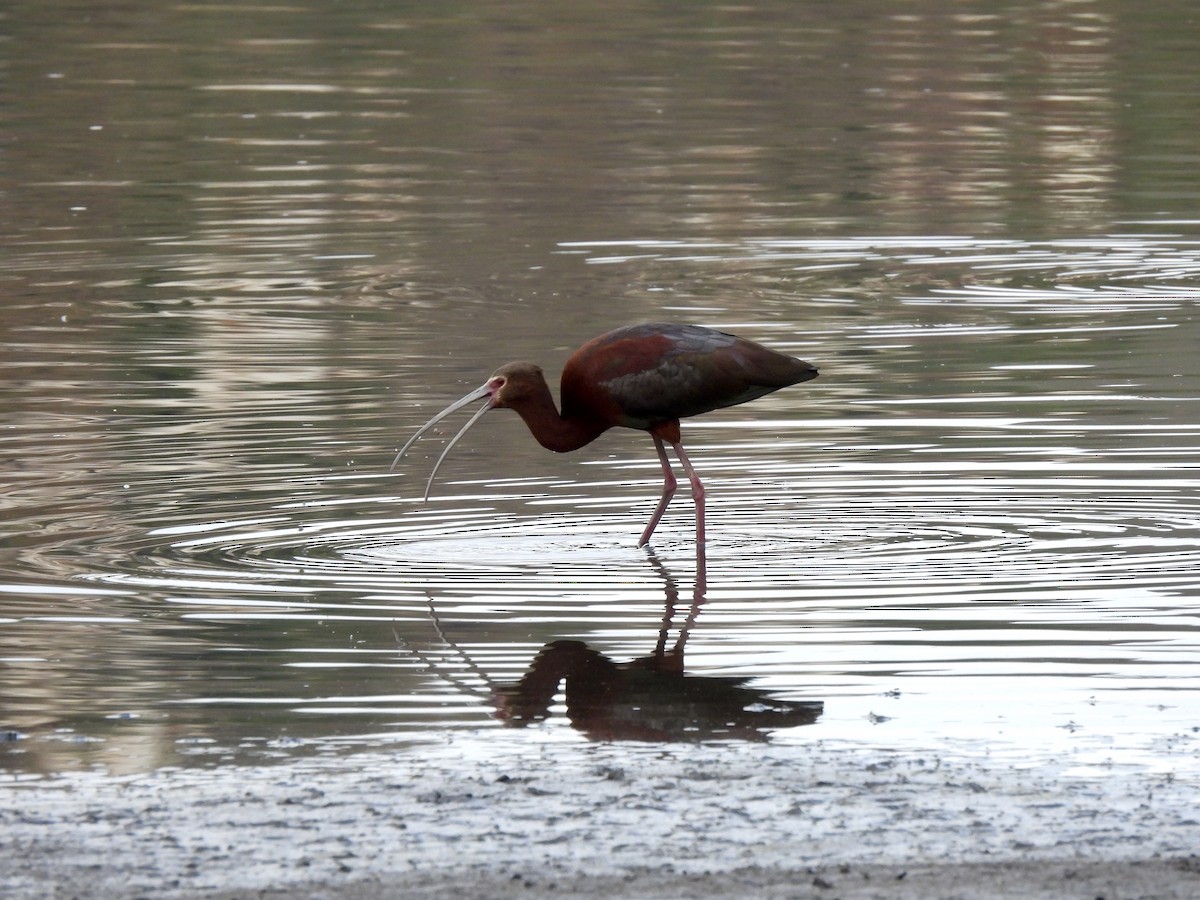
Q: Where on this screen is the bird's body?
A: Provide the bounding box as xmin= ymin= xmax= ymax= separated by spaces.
xmin=393 ymin=323 xmax=817 ymax=548
xmin=562 ymin=323 xmax=817 ymax=436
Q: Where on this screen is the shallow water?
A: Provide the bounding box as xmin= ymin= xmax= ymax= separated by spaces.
xmin=3 ymin=1 xmax=1200 ymax=775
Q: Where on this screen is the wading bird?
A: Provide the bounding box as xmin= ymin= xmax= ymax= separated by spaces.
xmin=392 ymin=322 xmax=818 ymax=547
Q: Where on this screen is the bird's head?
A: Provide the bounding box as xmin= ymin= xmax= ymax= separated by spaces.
xmin=390 ymin=361 xmax=547 ymax=500
xmin=487 ymin=362 xmax=545 ymax=409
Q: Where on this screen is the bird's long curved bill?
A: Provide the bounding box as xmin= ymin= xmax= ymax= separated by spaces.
xmin=390 ymin=384 xmax=494 ymax=501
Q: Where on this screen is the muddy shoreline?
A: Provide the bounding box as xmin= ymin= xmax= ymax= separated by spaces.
xmin=3 ymin=739 xmax=1197 ymax=898
xmin=222 ymin=860 xmax=1200 ymax=900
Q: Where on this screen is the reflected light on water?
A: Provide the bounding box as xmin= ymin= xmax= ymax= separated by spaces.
xmin=6 ymin=397 xmax=1198 ymax=772
xmin=3 ymin=0 xmax=1200 ymax=777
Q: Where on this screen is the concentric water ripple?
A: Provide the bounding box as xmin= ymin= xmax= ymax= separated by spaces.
xmin=6 ymin=233 xmax=1200 ymax=771
xmin=40 ymin=451 xmax=1195 ymax=773
xmin=88 ymin=470 xmax=1200 ymax=607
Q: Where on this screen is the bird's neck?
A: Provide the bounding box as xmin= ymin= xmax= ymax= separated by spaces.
xmin=510 ymin=383 xmax=606 ymax=453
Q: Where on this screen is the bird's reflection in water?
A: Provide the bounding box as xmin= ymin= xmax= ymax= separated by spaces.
xmin=492 ymin=638 xmax=821 ymax=742
xmin=417 ymin=551 xmax=822 ymax=743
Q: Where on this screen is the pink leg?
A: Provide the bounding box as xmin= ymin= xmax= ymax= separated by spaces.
xmin=671 ymin=441 xmax=706 ymax=548
xmin=638 ymin=436 xmax=677 ymax=547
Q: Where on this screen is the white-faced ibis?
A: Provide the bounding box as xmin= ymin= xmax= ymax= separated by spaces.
xmin=392 ymin=322 xmax=818 ymax=547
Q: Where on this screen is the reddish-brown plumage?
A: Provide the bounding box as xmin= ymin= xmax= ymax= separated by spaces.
xmin=393 ymin=323 xmax=818 ymax=548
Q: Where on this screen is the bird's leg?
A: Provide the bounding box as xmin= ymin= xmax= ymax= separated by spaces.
xmin=675 ymin=441 xmax=708 ymax=592
xmin=638 ymin=436 xmax=677 ymax=547
xmin=671 ymin=441 xmax=706 ymax=548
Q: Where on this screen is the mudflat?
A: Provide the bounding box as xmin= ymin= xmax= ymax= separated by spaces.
xmin=3 ymin=740 xmax=1197 ymax=898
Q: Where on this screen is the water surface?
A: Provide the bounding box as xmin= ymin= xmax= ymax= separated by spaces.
xmin=2 ymin=0 xmax=1199 ymax=775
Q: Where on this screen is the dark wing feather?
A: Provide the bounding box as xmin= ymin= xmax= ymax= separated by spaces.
xmin=562 ymin=323 xmax=817 ymax=429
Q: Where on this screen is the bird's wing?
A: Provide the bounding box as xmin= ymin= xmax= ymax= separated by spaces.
xmin=569 ymin=324 xmax=811 ymax=427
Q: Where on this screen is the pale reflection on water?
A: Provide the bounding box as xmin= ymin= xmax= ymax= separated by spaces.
xmin=3 ymin=0 xmax=1200 ymax=775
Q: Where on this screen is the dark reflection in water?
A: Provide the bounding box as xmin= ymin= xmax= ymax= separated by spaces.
xmin=449 ymin=554 xmax=822 ymax=742
xmin=495 ymin=639 xmax=821 ymax=742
